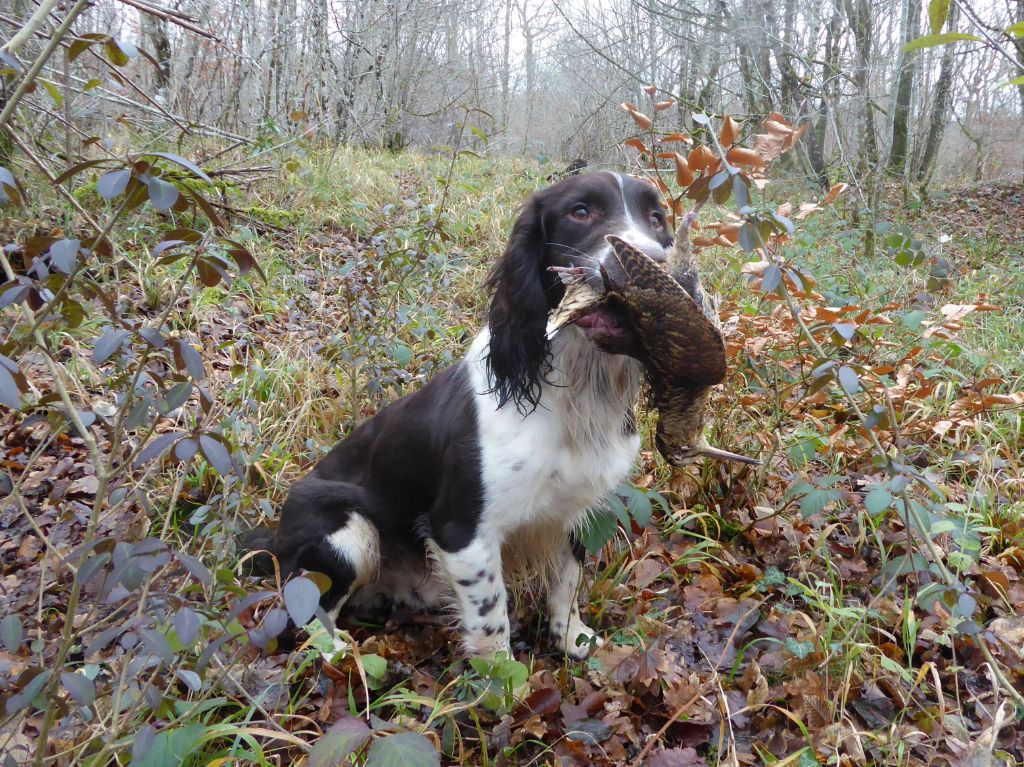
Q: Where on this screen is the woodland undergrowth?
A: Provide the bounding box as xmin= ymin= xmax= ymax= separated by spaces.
xmin=0 ymin=117 xmax=1023 ymax=767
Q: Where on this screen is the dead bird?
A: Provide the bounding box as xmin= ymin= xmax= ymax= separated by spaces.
xmin=550 ymin=221 xmax=759 ymax=467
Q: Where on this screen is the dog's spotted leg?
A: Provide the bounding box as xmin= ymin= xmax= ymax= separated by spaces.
xmin=548 ymin=540 xmax=602 ymax=659
xmin=433 ymin=537 xmax=510 ymax=657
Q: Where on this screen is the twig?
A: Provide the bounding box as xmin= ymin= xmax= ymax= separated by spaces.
xmin=2 ymin=127 xmax=107 ymax=241
xmin=0 ymin=0 xmax=91 ymax=129
xmin=113 ymin=0 xmax=219 ymax=41
xmin=0 ymin=0 xmax=61 ymax=55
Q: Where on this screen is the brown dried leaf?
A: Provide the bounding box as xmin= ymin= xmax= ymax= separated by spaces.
xmin=622 ymin=103 xmax=653 ymax=130
xmin=726 ymin=147 xmax=767 ymax=168
xmin=661 ymin=131 xmax=693 ymax=144
xmin=719 ymin=115 xmax=740 ymax=147
xmin=822 ymin=182 xmax=849 ymax=205
xmin=687 ymin=145 xmax=716 ymax=172
xmin=674 ymin=153 xmax=694 ymax=186
xmin=624 ymin=137 xmax=648 ymax=154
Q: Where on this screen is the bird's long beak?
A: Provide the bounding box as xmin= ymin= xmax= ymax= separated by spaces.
xmin=694 ymin=445 xmax=762 ymax=465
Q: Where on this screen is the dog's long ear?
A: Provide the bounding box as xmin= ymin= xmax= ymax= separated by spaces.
xmin=485 ymin=194 xmax=552 ymax=414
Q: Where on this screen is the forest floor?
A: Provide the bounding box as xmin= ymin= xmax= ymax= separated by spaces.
xmin=2 ymin=145 xmax=1023 ymax=766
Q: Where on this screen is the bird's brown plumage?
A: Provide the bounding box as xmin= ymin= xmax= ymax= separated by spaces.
xmin=550 ymin=226 xmax=759 ymax=467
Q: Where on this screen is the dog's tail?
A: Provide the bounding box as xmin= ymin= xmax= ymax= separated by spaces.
xmin=237 ymin=525 xmax=278 ymax=576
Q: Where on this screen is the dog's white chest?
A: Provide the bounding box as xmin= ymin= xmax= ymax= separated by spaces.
xmin=467 ymin=330 xmax=641 ymax=535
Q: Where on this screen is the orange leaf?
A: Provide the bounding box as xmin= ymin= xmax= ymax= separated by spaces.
xmin=822 ymin=182 xmax=848 ymax=205
xmin=655 ymin=98 xmax=676 ymax=112
xmin=621 ymin=103 xmax=653 ymax=130
xmin=740 ymin=260 xmax=771 ymax=276
xmin=727 ymin=147 xmax=766 ymax=168
xmin=692 ymin=236 xmax=717 ymax=247
xmin=713 ymin=221 xmax=743 ymax=243
xmin=644 ymin=85 xmax=658 ymax=96
xmin=719 ymin=115 xmax=740 ymax=147
xmin=784 ymin=123 xmax=809 ymax=149
xmin=655 ymin=151 xmax=676 ymax=159
xmin=762 ymin=119 xmax=791 ymax=136
xmin=687 ymin=145 xmax=716 ymax=172
xmin=674 ymin=153 xmax=694 ymax=186
xmin=661 ymin=132 xmax=693 ymax=144
xmin=624 ymin=137 xmax=648 ymax=153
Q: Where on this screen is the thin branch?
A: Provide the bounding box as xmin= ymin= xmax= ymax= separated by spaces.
xmin=0 ymin=0 xmax=91 ymax=129
xmin=0 ymin=0 xmax=62 ymax=56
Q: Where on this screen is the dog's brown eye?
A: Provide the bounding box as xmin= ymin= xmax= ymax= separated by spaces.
xmin=571 ymin=204 xmax=590 ymax=221
xmin=649 ymin=211 xmax=664 ymax=229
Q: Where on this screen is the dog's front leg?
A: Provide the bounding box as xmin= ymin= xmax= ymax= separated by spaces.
xmin=434 ymin=538 xmax=511 ymax=656
xmin=548 ymin=540 xmax=603 ymax=659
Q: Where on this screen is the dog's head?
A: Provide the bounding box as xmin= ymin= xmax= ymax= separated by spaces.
xmin=485 ymin=171 xmax=672 ymax=412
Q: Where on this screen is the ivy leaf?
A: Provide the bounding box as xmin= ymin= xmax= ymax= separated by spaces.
xmin=129 ymin=723 xmax=204 ymax=767
xmin=622 ymin=485 xmax=653 ymax=527
xmin=799 ymin=488 xmax=842 ymax=518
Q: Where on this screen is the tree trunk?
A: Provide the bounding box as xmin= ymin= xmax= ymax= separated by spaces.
xmin=887 ymin=0 xmax=919 ymax=175
xmin=1013 ymin=1 xmax=1024 ymax=114
xmin=915 ymin=3 xmax=959 ymax=184
xmin=805 ymin=4 xmax=841 ymax=190
xmin=500 ymin=0 xmax=512 ymax=132
xmin=519 ymin=0 xmax=536 ymax=152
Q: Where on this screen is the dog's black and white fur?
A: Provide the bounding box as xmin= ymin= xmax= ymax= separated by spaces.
xmin=246 ymin=172 xmax=672 ymax=658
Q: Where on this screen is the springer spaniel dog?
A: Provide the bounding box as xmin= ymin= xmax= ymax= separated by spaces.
xmin=246 ymin=171 xmax=672 ymax=658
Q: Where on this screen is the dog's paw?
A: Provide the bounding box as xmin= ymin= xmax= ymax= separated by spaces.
xmin=561 ymin=620 xmax=604 ymax=660
xmin=464 ymin=634 xmax=512 ymax=658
